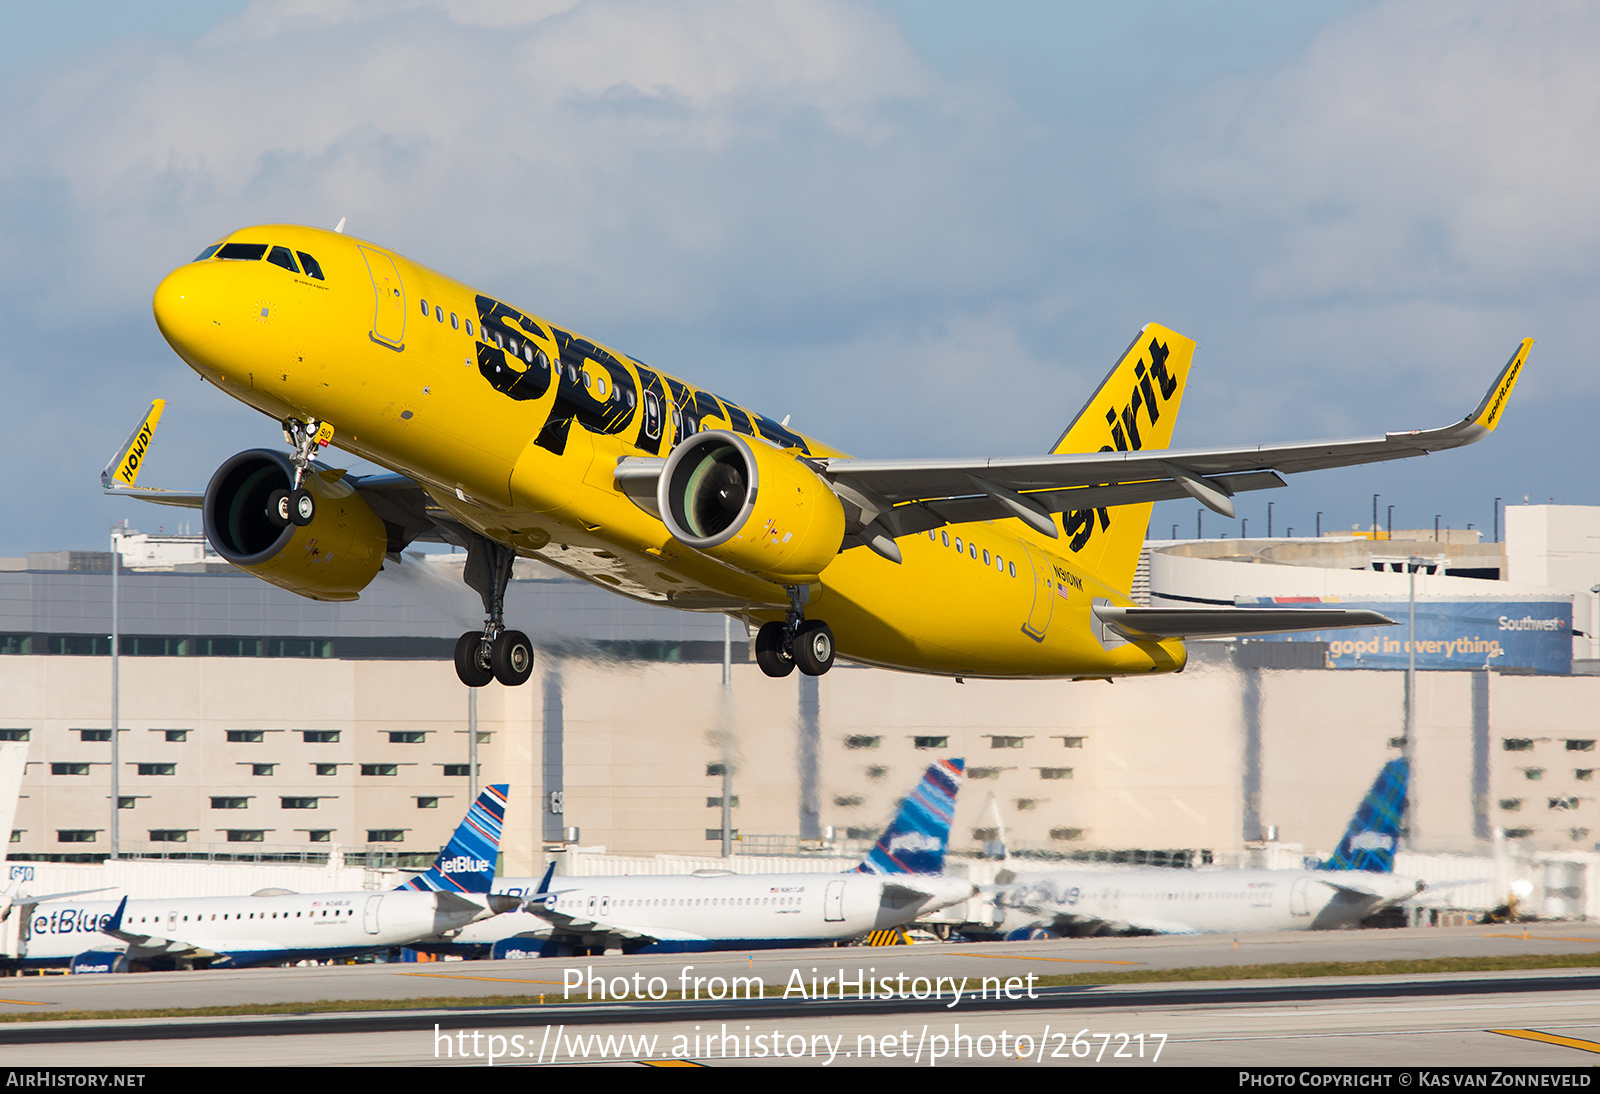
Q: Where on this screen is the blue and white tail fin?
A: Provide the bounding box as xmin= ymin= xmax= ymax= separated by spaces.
xmin=854 ymin=759 xmax=964 ymax=876
xmin=1320 ymin=759 xmax=1407 ymax=872
xmin=397 ymin=784 xmax=508 ymax=893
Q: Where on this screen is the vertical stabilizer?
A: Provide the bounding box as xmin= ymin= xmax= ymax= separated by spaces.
xmin=854 ymin=759 xmax=964 ymax=876
xmin=1047 ymin=325 xmax=1195 ymax=593
xmin=398 ymin=784 xmax=508 ymax=893
xmin=1321 ymin=759 xmax=1408 ymax=872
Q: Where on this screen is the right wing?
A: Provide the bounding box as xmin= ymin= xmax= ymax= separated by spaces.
xmin=815 ymin=338 xmax=1530 ymax=543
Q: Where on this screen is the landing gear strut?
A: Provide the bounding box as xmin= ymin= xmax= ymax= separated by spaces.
xmin=755 ymin=585 xmax=834 ymax=679
xmin=455 ymin=534 xmax=534 ymax=688
xmin=266 ymin=416 xmax=325 ymax=528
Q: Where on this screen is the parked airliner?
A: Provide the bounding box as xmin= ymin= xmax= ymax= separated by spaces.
xmin=2 ymin=786 xmax=517 ymax=971
xmin=990 ymin=759 xmax=1421 ymax=936
xmin=430 ymin=759 xmax=971 ymax=957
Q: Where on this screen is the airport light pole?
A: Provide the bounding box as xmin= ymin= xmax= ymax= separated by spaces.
xmin=1316 ymin=512 xmax=1322 ymax=538
xmin=1388 ymin=505 xmax=1394 ymax=539
xmin=1267 ymin=502 xmax=1273 ymax=538
xmin=110 ymin=524 xmax=121 ymax=860
xmin=1405 ymin=553 xmax=1423 ymax=851
xmin=720 ymin=615 xmax=734 ymax=858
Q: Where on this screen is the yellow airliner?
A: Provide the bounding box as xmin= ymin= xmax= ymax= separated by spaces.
xmin=107 ymin=224 xmax=1530 ymax=687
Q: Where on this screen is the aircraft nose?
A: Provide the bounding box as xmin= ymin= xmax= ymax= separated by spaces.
xmin=151 ymin=262 xmax=220 ymax=361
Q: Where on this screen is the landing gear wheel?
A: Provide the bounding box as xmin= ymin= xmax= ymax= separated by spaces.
xmin=289 ymin=488 xmax=315 ymax=527
xmin=266 ymin=489 xmax=292 ymax=528
xmin=490 ymin=630 xmax=535 ymax=686
xmin=755 ymin=621 xmax=795 ymax=678
xmin=454 ymin=631 xmax=493 ymax=688
xmin=793 ymin=619 xmax=835 ymax=676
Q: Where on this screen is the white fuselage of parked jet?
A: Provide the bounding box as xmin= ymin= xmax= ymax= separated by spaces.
xmin=995 ymin=867 xmax=1424 ymax=936
xmin=445 ymin=870 xmax=976 ymax=954
xmin=12 ymin=888 xmax=500 ymax=968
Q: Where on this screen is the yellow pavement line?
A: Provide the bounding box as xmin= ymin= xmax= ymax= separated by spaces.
xmin=1491 ymin=1029 xmax=1600 ymax=1055
xmin=399 ymin=972 xmax=567 ymax=985
xmin=640 ymin=1060 xmax=708 ymax=1067
xmin=953 ymin=952 xmax=1143 ymax=966
xmin=1483 ymin=933 xmax=1600 ymax=943
xmin=0 ymin=999 xmax=52 ymax=1007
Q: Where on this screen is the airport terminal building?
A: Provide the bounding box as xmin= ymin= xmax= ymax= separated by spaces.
xmin=2 ymin=506 xmax=1597 ymax=918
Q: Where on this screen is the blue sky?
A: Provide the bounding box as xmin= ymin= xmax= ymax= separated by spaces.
xmin=1 ymin=0 xmax=1593 ymax=555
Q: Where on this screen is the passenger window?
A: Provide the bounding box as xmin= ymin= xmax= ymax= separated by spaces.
xmin=420 ymin=299 xmax=429 ymax=316
xmin=941 ymin=531 xmax=949 ymax=547
xmin=970 ymin=544 xmax=978 ymax=559
xmin=267 ymin=246 xmax=299 ymax=273
xmin=1009 ymin=562 xmax=1016 ymax=577
xmin=450 ymin=313 xmax=459 ymax=330
xmin=983 ymin=549 xmax=990 ymax=565
xmin=954 ymin=537 xmax=963 ymax=552
xmin=195 ymin=244 xmax=223 ymax=261
xmin=295 ymin=252 xmax=325 ymax=280
xmin=597 ymin=375 xmax=607 ymax=396
xmin=435 ymin=305 xmax=443 ymax=322
xmin=466 ymin=319 xmax=474 ymax=336
xmin=216 ymin=243 xmax=268 ymax=261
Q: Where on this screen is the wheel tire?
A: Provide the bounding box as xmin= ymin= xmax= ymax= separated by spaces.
xmin=289 ymin=488 xmax=315 ymax=527
xmin=754 ymin=621 xmax=795 ymax=678
xmin=454 ymin=631 xmax=494 ymax=688
xmin=491 ymin=629 xmax=535 ymax=686
xmin=792 ymin=619 xmax=835 ymax=676
xmin=266 ymin=489 xmax=292 ymax=528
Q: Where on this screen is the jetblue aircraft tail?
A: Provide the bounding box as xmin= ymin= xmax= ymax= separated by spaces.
xmin=1046 ymin=325 xmax=1196 ymax=594
xmin=1320 ymin=759 xmax=1408 ymax=873
xmin=854 ymin=759 xmax=963 ymax=876
xmin=397 ymin=784 xmax=508 ymax=893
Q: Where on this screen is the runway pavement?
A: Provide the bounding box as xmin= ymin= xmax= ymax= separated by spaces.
xmin=1 ymin=922 xmax=1597 ymax=1066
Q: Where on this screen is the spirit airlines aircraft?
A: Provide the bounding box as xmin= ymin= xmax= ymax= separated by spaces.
xmin=2 ymin=785 xmax=519 ymax=971
xmin=114 ymin=225 xmax=1530 ymax=685
xmin=436 ymin=759 xmax=971 ymax=957
xmin=991 ymin=759 xmax=1422 ymax=936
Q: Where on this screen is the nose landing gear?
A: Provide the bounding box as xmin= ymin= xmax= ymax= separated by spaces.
xmin=265 ymin=417 xmax=330 ymax=528
xmin=755 ymin=585 xmax=835 ymax=678
xmin=455 ymin=535 xmax=535 ymax=688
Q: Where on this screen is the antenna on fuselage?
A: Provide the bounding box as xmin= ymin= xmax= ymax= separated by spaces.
xmin=333 ymin=217 xmax=346 ymax=234
xmin=780 ymin=415 xmax=791 ymax=428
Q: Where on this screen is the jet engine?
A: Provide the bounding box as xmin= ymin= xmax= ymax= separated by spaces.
xmin=203 ymin=450 xmax=387 ymax=602
xmin=658 ymin=431 xmax=845 ymax=583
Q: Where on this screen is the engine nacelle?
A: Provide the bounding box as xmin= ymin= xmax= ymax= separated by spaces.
xmin=658 ymin=431 xmax=845 ymax=583
xmin=203 ymin=450 xmax=387 ymax=602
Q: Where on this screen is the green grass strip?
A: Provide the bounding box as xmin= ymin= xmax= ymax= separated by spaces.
xmin=0 ymin=950 xmax=1596 ymax=1026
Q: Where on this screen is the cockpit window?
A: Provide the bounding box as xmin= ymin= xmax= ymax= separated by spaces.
xmin=296 ymin=252 xmax=325 ymax=280
xmin=195 ymin=244 xmax=223 ymax=262
xmin=216 ymin=243 xmax=268 ymax=261
xmin=267 ymin=246 xmax=299 ymax=273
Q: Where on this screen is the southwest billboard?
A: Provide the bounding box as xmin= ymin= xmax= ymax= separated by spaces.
xmin=1237 ymin=597 xmax=1573 ymax=674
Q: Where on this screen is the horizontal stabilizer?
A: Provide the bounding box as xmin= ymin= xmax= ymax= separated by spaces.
xmin=1093 ymin=605 xmax=1395 ymax=640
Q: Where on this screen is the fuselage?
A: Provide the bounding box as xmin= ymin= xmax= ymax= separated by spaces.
xmin=995 ymin=867 xmax=1422 ymax=936
xmin=436 ymin=871 xmax=975 ymax=955
xmin=9 ymin=889 xmax=495 ymax=969
xmin=152 ymin=225 xmax=1186 ymax=679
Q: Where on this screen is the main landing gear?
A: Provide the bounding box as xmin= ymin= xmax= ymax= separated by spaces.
xmin=754 ymin=585 xmax=835 ymax=679
xmin=455 ymin=535 xmax=534 ymax=688
xmin=265 ymin=416 xmax=324 ymax=529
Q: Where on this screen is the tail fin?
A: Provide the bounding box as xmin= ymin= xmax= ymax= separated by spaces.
xmin=1048 ymin=325 xmax=1195 ymax=593
xmin=854 ymin=759 xmax=964 ymax=876
xmin=101 ymin=400 xmax=167 ymax=488
xmin=397 ymin=784 xmax=508 ymax=894
xmin=1320 ymin=759 xmax=1407 ymax=872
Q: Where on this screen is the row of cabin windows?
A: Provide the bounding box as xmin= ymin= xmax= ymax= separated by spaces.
xmin=418 ymin=297 xmax=567 ymax=383
xmin=842 ymin=734 xmax=1083 ymax=750
xmin=1504 ymin=739 xmax=1596 ymax=751
xmin=51 ymin=762 xmax=475 ymax=777
xmin=198 ymin=242 xmax=326 ymax=280
xmin=930 ymin=529 xmax=1018 ymax=578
